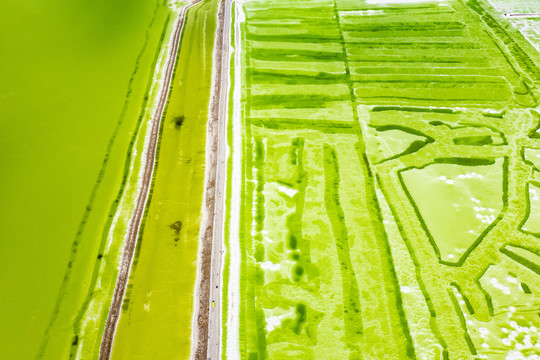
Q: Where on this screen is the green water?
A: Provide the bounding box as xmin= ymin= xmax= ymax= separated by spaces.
xmin=111 ymin=0 xmax=218 ymax=357
xmin=227 ymin=0 xmax=540 ymax=358
xmin=0 ymin=1 xmax=170 ymax=358
xmin=401 ymin=158 xmax=505 ymax=264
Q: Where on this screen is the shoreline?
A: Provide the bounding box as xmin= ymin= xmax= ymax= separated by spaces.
xmin=226 ymin=1 xmax=245 ymax=358
xmin=97 ymin=1 xmax=204 ymax=358
xmin=35 ymin=4 xmax=174 ymax=359
xmin=191 ymin=0 xmax=232 ymax=357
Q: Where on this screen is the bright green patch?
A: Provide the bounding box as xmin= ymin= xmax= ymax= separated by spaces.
xmin=400 ymin=158 xmax=505 ymax=264
xmin=227 ymin=0 xmax=540 ymax=359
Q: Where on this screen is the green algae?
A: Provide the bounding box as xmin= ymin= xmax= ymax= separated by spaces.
xmin=0 ymin=1 xmax=172 ymax=359
xmin=452 ymin=257 xmax=540 ymax=356
xmin=523 ymin=147 xmax=540 ymax=170
xmin=368 ymin=126 xmax=433 ymax=163
xmin=110 ymin=0 xmax=218 ymax=358
xmin=322 ymin=144 xmax=363 ymax=359
xmin=520 ymin=182 xmax=540 ymax=235
xmin=400 ymin=158 xmax=506 ymax=265
xmin=226 ymin=0 xmax=540 ymax=358
xmin=66 ymin=9 xmax=185 ymax=358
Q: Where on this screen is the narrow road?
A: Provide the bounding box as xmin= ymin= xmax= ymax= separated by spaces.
xmin=98 ymin=1 xmax=203 ymax=359
xmin=192 ymin=0 xmax=232 ymax=358
xmin=206 ymin=0 xmax=233 ymax=358
xmin=504 ymin=13 xmax=540 ymax=18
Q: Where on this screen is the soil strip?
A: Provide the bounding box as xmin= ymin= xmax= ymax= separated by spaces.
xmin=192 ymin=0 xmax=232 ymax=358
xmin=98 ymin=1 xmax=203 ymax=359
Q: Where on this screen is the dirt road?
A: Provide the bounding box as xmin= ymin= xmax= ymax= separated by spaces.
xmin=98 ymin=1 xmax=203 ymax=359
xmin=192 ymin=0 xmax=232 ymax=358
xmin=504 ymin=13 xmax=540 ymax=17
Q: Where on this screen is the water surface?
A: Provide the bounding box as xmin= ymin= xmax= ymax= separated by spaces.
xmin=0 ymin=0 xmax=170 ymax=358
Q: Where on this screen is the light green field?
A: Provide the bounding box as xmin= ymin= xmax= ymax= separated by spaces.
xmin=111 ymin=0 xmax=218 ymax=358
xmin=227 ymin=0 xmax=540 ymax=358
xmin=0 ymin=1 xmax=172 ymax=359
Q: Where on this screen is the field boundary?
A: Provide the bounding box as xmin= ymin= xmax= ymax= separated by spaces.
xmin=97 ymin=1 xmax=204 ymax=358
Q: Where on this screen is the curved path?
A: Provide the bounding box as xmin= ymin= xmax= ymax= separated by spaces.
xmin=98 ymin=1 xmax=203 ymax=358
xmin=504 ymin=13 xmax=540 ymax=17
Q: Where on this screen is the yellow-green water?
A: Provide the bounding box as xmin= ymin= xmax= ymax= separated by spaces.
xmin=226 ymin=0 xmax=540 ymax=358
xmin=0 ymin=0 xmax=171 ymax=358
xmin=111 ymin=0 xmax=218 ymax=358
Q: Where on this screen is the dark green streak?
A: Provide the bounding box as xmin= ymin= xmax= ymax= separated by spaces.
xmin=250 ymin=48 xmax=344 ymax=62
xmin=250 ymin=94 xmax=349 ymax=108
xmin=322 ymin=144 xmax=362 ymax=360
xmin=447 ymin=287 xmax=478 ymax=356
xmin=376 ymin=175 xmax=449 ymax=358
xmin=251 ymin=71 xmax=348 ymax=84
